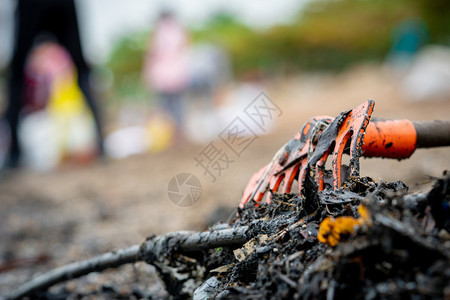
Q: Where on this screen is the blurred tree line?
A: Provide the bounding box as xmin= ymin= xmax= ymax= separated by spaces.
xmin=107 ymin=0 xmax=450 ymax=96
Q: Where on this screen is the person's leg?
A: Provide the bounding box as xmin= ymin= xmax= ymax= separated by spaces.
xmin=158 ymin=92 xmax=184 ymax=140
xmin=5 ymin=0 xmax=40 ymax=166
xmin=57 ymin=0 xmax=104 ymax=154
xmin=167 ymin=92 xmax=185 ymax=138
xmin=174 ymin=93 xmax=185 ymax=131
xmin=158 ymin=92 xmax=170 ymax=113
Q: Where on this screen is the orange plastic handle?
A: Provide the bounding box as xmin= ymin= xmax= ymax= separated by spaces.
xmin=362 ymin=120 xmax=417 ymax=159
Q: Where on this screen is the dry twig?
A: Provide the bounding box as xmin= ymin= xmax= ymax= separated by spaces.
xmin=7 ymin=226 xmax=250 ymax=299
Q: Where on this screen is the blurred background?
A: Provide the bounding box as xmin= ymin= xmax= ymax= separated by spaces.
xmin=1 ymin=0 xmax=449 ymax=294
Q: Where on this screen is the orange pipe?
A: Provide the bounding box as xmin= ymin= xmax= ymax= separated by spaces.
xmin=362 ymin=120 xmax=417 ymax=159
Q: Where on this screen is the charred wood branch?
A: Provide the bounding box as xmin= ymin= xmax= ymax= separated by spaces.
xmin=7 ymin=245 xmax=141 ymax=299
xmin=7 ymin=226 xmax=249 ymax=299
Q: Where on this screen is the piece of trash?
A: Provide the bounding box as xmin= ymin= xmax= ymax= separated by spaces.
xmin=233 ymin=234 xmax=269 ymax=262
xmin=317 ymin=205 xmax=371 ymax=247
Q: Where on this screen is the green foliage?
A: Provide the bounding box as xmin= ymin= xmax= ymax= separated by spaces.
xmin=192 ymin=13 xmax=261 ymax=75
xmin=412 ymin=0 xmax=450 ymax=44
xmin=105 ymin=0 xmax=450 ymax=96
xmin=191 ymin=2 xmax=421 ymax=73
xmin=284 ymin=0 xmax=419 ymax=69
xmin=106 ymin=31 xmax=149 ymax=100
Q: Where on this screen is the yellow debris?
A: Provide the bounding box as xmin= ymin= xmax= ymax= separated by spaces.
xmin=317 ymin=204 xmax=371 ymax=247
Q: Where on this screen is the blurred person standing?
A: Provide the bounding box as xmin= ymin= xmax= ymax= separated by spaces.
xmin=187 ymin=43 xmax=231 ymax=105
xmin=4 ymin=0 xmax=104 ymax=168
xmin=386 ymin=19 xmax=429 ymax=73
xmin=184 ymin=43 xmax=231 ymax=144
xmin=142 ymin=10 xmax=189 ymax=143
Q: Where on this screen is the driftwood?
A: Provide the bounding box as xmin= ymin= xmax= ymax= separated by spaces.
xmin=7 ymin=226 xmax=249 ymax=299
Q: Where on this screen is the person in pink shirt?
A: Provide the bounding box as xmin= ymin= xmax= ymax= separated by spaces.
xmin=143 ymin=10 xmax=189 ymax=141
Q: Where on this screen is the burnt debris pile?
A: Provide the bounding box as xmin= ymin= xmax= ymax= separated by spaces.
xmin=191 ymin=173 xmax=450 ymax=299
xmin=13 ymin=173 xmax=450 ymax=299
